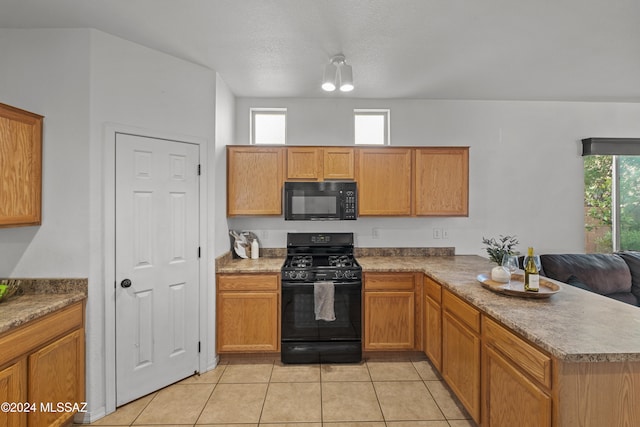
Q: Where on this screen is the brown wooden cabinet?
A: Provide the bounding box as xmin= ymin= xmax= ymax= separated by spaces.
xmin=216 ymin=274 xmax=280 ymax=353
xmin=286 ymin=146 xmax=354 ymax=180
xmin=423 ymin=275 xmax=442 ymax=370
xmin=356 ymin=148 xmax=413 ymax=216
xmin=227 ymin=145 xmax=468 ymax=217
xmin=0 ymin=301 xmax=85 ymax=427
xmin=0 ymin=103 xmax=43 ymax=228
xmin=482 ymin=317 xmax=552 ymax=427
xmin=323 ymin=147 xmax=355 ymax=179
xmin=364 ymin=273 xmax=419 ymax=350
xmin=442 ymin=289 xmax=481 ymax=423
xmin=227 ymin=146 xmax=284 ymax=215
xmin=415 ymin=147 xmax=469 ymax=216
xmin=28 ymin=329 xmax=85 ymax=427
xmin=0 ymin=359 xmax=27 ymax=427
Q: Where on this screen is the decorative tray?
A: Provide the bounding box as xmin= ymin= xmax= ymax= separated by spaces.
xmin=476 ymin=273 xmax=560 ymax=299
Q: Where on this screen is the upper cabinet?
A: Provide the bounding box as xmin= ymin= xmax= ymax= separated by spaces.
xmin=286 ymin=146 xmax=354 ymax=181
xmin=226 ymin=145 xmax=469 ymax=218
xmin=415 ymin=147 xmax=469 ymax=216
xmin=356 ymin=148 xmax=413 ymax=216
xmin=227 ymin=146 xmax=284 ymax=216
xmin=0 ymin=103 xmax=43 ymax=228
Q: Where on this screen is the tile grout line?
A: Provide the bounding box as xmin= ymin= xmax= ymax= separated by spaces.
xmin=256 ymin=359 xmax=276 ymax=425
xmin=366 ymin=359 xmax=389 ymax=426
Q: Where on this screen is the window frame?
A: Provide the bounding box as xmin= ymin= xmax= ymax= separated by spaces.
xmin=354 ymin=108 xmax=390 ymax=145
xmin=250 ymin=107 xmax=287 ymax=145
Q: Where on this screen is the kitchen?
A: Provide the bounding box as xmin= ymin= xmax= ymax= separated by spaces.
xmin=2 ymin=1 xmax=640 ymax=426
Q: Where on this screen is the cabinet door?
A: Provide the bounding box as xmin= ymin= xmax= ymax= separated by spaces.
xmin=287 ymin=147 xmax=322 ymax=180
xmin=364 ymin=291 xmax=415 ymax=350
xmin=323 ymin=147 xmax=354 ymax=179
xmin=217 ymin=292 xmax=279 ymax=352
xmin=423 ymin=276 xmax=442 ymax=369
xmin=483 ymin=345 xmax=551 ymax=427
xmin=442 ymin=298 xmax=480 ymax=422
xmin=0 ymin=103 xmax=43 ymax=228
xmin=415 ymin=147 xmax=469 ymax=216
xmin=0 ymin=359 xmax=27 ymax=427
xmin=28 ymin=329 xmax=85 ymax=427
xmin=424 ymin=295 xmax=442 ymax=370
xmin=357 ymin=148 xmax=413 ymax=215
xmin=227 ymin=146 xmax=284 ymax=215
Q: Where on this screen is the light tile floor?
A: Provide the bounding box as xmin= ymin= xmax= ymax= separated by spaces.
xmin=76 ymin=355 xmax=477 ymax=427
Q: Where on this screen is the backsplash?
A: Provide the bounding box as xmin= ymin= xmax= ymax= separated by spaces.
xmin=216 ymin=247 xmax=455 ymax=262
xmin=355 ymin=247 xmax=455 ymax=257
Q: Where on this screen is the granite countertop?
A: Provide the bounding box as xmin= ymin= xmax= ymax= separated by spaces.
xmin=0 ymin=279 xmax=87 ymax=335
xmin=216 ymin=251 xmax=640 ymax=363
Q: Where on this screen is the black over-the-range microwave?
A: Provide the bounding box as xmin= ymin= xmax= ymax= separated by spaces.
xmin=284 ymin=181 xmax=357 ymax=220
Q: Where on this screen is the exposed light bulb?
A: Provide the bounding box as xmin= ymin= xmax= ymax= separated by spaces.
xmin=339 ymin=64 xmax=354 ymax=92
xmin=322 ymin=63 xmax=337 ymax=92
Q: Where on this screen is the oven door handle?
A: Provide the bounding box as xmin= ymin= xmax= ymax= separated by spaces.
xmin=281 ymin=281 xmax=361 ymax=289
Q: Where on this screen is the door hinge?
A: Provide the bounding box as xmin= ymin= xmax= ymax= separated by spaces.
xmin=198 ymin=247 xmax=201 ymax=258
xmin=198 ymin=341 xmax=201 ymax=353
xmin=197 ymin=164 xmax=201 ymax=176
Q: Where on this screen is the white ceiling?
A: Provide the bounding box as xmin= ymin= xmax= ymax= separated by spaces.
xmin=1 ymin=0 xmax=639 ymax=101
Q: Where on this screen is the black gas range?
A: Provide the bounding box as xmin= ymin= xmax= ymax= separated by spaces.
xmin=281 ymin=232 xmax=362 ymax=364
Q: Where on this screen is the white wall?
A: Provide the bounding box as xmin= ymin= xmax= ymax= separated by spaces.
xmin=88 ymin=30 xmax=217 ymax=421
xmin=233 ymin=98 xmax=640 ymax=255
xmin=0 ymin=29 xmax=91 ymax=276
xmin=0 ymin=28 xmax=222 ymax=423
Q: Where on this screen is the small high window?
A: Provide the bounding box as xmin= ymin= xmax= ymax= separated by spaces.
xmin=251 ymin=108 xmax=287 ymax=144
xmin=354 ymin=109 xmax=390 ymax=145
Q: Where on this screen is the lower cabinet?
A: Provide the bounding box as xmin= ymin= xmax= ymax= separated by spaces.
xmin=0 ymin=301 xmax=85 ymax=427
xmin=441 ymin=289 xmax=481 ymax=423
xmin=364 ymin=273 xmax=418 ymax=350
xmin=423 ymin=276 xmax=442 ymax=370
xmin=0 ymin=359 xmax=26 ymax=427
xmin=28 ymin=329 xmax=84 ymax=427
xmin=216 ymin=273 xmax=280 ymax=353
xmin=482 ymin=317 xmax=552 ymax=427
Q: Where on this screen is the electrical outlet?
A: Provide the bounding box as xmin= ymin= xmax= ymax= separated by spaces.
xmin=433 ymin=228 xmax=442 ymax=239
xmin=442 ymin=229 xmax=449 ymax=239
xmin=372 ymin=228 xmax=380 ymax=239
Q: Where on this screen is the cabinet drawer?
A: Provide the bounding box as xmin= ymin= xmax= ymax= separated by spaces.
xmin=443 ymin=290 xmax=480 ymax=333
xmin=424 ymin=276 xmax=442 ymax=303
xmin=217 ymin=274 xmax=279 ymax=291
xmin=483 ymin=317 xmax=552 ymax=388
xmin=365 ymin=273 xmax=415 ymax=291
xmin=0 ymin=301 xmax=83 ymax=368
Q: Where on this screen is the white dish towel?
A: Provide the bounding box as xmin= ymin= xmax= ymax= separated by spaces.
xmin=314 ymin=281 xmax=336 ymax=321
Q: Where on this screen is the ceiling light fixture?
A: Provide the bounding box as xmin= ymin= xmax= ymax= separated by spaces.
xmin=322 ymin=54 xmax=354 ymax=92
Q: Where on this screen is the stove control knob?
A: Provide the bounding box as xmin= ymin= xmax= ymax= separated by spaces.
xmin=335 ymin=271 xmax=344 ymax=279
xmin=299 ymin=271 xmax=308 ymax=280
xmin=344 ymin=270 xmax=353 ymax=279
xmin=289 ymin=271 xmax=298 ymax=280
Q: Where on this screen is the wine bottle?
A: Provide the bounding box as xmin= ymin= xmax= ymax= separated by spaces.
xmin=524 ymin=247 xmax=539 ymax=292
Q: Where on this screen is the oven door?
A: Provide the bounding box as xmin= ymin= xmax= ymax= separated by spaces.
xmin=281 ymin=281 xmax=361 ymax=341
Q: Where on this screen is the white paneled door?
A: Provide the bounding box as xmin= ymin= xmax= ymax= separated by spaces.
xmin=115 ymin=133 xmax=200 ymax=406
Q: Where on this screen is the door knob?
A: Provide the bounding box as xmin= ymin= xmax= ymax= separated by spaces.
xmin=121 ymin=279 xmax=132 ymax=288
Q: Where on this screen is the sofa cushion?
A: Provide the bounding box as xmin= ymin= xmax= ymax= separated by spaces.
xmin=565 ymin=275 xmax=590 ymax=290
xmin=616 ymin=251 xmax=640 ymax=302
xmin=540 ymin=254 xmax=632 ymax=295
xmin=607 ymin=291 xmax=640 ymax=306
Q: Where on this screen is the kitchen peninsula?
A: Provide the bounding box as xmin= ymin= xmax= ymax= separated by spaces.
xmin=217 ymin=252 xmax=640 ymax=427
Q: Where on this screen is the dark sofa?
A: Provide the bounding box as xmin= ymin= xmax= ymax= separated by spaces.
xmin=539 ymin=251 xmax=640 ymax=306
